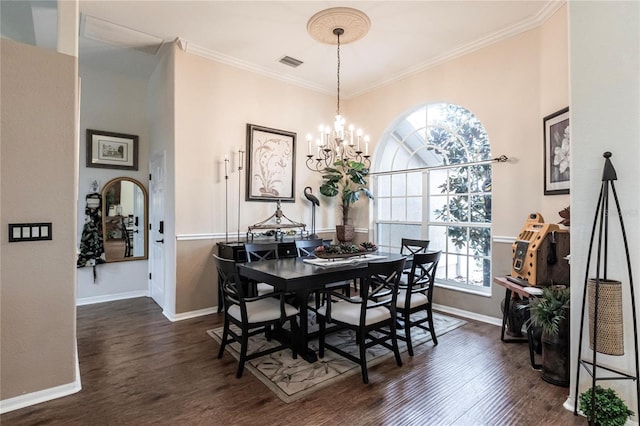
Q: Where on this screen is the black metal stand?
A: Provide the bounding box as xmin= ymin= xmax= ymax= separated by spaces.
xmin=573 ymin=152 xmax=639 ymax=423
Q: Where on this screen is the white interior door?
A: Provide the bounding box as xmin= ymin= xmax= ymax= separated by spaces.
xmin=149 ymin=152 xmax=166 ymax=309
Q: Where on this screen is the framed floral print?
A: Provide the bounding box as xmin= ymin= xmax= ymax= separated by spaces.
xmin=246 ymin=124 xmax=296 ymax=202
xmin=543 ymin=107 xmax=570 ymax=195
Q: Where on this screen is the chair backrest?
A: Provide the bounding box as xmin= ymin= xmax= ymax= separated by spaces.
xmin=404 ymin=251 xmax=441 ymax=300
xmin=294 ymin=239 xmax=323 ymax=257
xmin=400 ymin=238 xmax=430 ymax=256
xmin=243 ymin=242 xmax=279 ymax=262
xmin=213 ymin=254 xmax=245 ymax=307
xmin=361 ymin=258 xmax=407 ymax=308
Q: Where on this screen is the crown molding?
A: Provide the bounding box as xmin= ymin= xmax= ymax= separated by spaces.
xmin=350 ymin=1 xmax=566 ymax=97
xmin=179 ymin=1 xmax=565 ymax=99
xmin=183 ymin=41 xmax=333 ymax=96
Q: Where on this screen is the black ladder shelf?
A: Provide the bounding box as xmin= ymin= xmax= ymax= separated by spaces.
xmin=573 ymin=152 xmax=639 ymax=422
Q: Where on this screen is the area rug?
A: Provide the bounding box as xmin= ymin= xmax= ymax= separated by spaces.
xmin=207 ymin=311 xmax=466 ymax=403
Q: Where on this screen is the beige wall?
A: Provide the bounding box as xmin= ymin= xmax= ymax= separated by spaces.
xmin=0 ymin=39 xmax=78 ymax=399
xmin=176 ymin=239 xmax=218 ymax=313
xmin=172 ymin=46 xmax=338 ymax=313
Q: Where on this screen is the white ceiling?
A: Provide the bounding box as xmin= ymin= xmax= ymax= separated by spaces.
xmin=7 ymin=1 xmax=565 ymax=98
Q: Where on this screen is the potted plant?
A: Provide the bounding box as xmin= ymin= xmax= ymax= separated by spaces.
xmin=579 ymin=385 xmax=634 ymax=426
xmin=527 ymin=285 xmax=570 ymax=386
xmin=319 ymin=159 xmax=373 ymax=242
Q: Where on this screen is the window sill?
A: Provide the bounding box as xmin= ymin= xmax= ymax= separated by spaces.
xmin=435 ymin=281 xmax=492 ymax=298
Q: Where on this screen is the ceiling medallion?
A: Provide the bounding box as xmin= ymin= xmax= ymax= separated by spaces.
xmin=307 ymin=7 xmax=371 ymax=45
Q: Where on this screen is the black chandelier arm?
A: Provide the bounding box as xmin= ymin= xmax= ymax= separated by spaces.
xmin=305 ymin=150 xmax=371 ymax=173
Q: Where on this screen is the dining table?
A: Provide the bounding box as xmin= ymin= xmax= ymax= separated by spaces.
xmin=236 ymin=251 xmax=406 ymax=362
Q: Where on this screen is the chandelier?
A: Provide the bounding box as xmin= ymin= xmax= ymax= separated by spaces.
xmin=305 ymin=8 xmax=371 ymax=173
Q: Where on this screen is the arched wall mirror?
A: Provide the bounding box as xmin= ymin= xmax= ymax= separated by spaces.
xmin=102 ymin=177 xmax=148 ymax=262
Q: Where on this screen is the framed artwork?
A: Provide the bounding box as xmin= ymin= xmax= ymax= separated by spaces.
xmin=86 ymin=129 xmax=139 ymax=171
xmin=543 ymin=107 xmax=570 ymax=195
xmin=246 ymin=123 xmax=296 ymax=202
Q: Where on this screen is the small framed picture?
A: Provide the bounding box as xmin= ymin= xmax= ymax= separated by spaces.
xmin=543 ymin=107 xmax=570 ymax=195
xmin=87 ymin=129 xmax=139 ymax=171
xmin=246 ymin=124 xmax=296 ymax=202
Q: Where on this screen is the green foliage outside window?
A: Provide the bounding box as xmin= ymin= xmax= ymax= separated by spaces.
xmin=431 ymin=105 xmax=492 ymax=286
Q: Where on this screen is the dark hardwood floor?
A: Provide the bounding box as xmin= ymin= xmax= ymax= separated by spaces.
xmin=2 ymin=297 xmax=586 ymax=425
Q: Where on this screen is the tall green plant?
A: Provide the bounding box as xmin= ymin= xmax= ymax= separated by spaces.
xmin=319 ymin=159 xmax=373 ymax=225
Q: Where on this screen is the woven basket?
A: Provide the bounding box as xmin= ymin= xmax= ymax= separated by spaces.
xmin=588 ymin=278 xmax=624 ymax=355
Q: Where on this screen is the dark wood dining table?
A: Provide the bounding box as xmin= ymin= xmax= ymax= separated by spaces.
xmin=237 ymin=251 xmax=406 ymax=362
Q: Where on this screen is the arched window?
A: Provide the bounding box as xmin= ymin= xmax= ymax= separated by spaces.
xmin=373 ymin=103 xmax=492 ymax=291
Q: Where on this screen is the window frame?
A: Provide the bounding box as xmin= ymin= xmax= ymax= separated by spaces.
xmin=371 ymin=102 xmax=493 ymax=294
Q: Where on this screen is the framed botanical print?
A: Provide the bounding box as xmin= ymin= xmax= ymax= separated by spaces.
xmin=246 ymin=124 xmax=296 ymax=202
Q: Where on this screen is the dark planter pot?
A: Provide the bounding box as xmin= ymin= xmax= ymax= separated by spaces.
xmin=335 ymin=224 xmax=355 ymax=243
xmin=541 ymin=317 xmax=570 ymax=387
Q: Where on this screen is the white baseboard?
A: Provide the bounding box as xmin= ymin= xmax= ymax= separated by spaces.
xmin=433 ymin=303 xmax=502 ymax=327
xmin=76 ymin=290 xmax=149 ymax=306
xmin=0 ymin=344 xmax=82 ymax=414
xmin=163 ymin=306 xmax=218 ymax=322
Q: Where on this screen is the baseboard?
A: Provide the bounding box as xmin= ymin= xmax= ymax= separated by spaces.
xmin=433 ymin=303 xmax=502 ymax=327
xmin=0 ymin=344 xmax=82 ymax=414
xmin=0 ymin=380 xmax=81 ymax=414
xmin=163 ymin=306 xmax=218 ymax=322
xmin=76 ymin=290 xmax=149 ymax=306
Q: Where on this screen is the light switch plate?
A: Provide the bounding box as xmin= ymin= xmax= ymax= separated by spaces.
xmin=8 ymin=223 xmax=52 ymax=242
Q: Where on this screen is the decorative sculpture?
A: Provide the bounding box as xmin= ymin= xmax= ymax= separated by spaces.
xmin=304 ymin=186 xmax=320 ymax=238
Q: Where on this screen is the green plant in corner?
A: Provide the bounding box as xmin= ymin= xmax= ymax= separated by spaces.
xmin=579 ymin=385 xmax=634 ymax=426
xmin=319 ymin=159 xmax=373 ymax=225
xmin=528 ymin=285 xmax=570 ymax=336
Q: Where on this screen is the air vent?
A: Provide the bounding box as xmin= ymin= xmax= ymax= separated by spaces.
xmin=279 ymin=56 xmax=303 ymax=68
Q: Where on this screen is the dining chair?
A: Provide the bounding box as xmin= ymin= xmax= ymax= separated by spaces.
xmin=400 ymin=238 xmax=430 ymax=271
xmin=400 ymin=238 xmax=430 ymax=256
xmin=317 ymin=257 xmax=407 ymax=384
xmin=396 ymin=250 xmax=441 ymax=356
xmin=295 ymin=239 xmax=351 ymax=307
xmin=214 ymin=254 xmax=299 ymax=378
xmin=244 ymin=242 xmax=279 ymax=295
xmin=294 ymin=238 xmax=324 ymax=257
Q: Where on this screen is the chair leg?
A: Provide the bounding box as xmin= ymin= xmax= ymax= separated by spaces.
xmin=403 ymin=313 xmax=414 ymax=356
xmin=237 ymin=333 xmax=249 ymax=378
xmin=217 ymin=316 xmax=229 ymax=358
xmin=391 ymin=323 xmax=403 ymax=367
xmin=427 ymin=305 xmax=438 ymax=345
xmin=358 ymin=330 xmax=369 ymax=384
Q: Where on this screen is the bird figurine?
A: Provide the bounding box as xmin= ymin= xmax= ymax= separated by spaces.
xmin=304 ymin=187 xmax=320 ymax=238
xmin=304 ymin=186 xmax=319 ymax=206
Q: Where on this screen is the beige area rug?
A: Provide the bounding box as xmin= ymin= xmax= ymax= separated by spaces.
xmin=207 ymin=311 xmax=466 ymax=403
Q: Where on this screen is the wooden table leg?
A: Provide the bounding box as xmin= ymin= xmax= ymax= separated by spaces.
xmin=295 ymin=290 xmax=318 ymax=363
